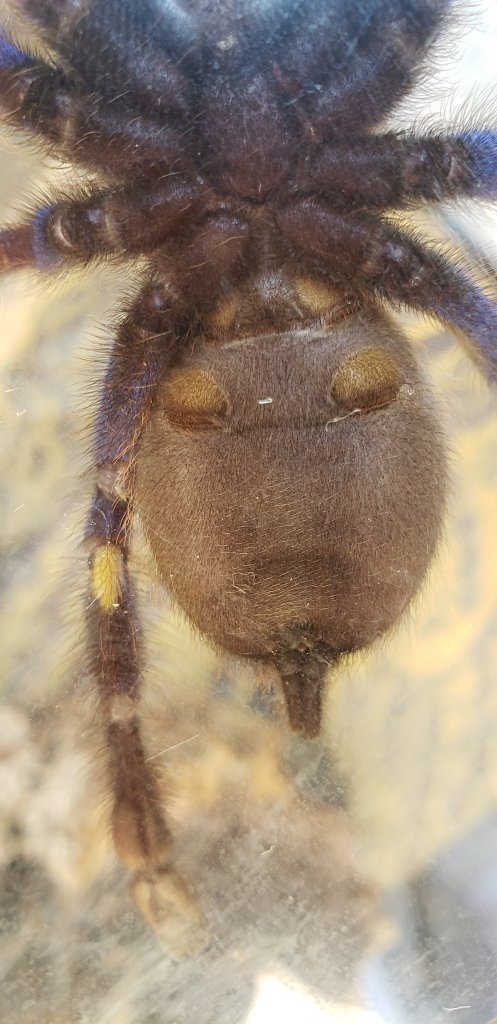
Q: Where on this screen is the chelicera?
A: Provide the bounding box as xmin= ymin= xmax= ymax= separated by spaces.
xmin=1 ymin=0 xmax=496 ymax=951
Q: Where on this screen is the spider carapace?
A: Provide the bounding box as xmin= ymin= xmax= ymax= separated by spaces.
xmin=2 ymin=0 xmax=497 ymax=951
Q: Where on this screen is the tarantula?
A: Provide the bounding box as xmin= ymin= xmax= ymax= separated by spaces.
xmin=1 ymin=0 xmax=497 ymax=952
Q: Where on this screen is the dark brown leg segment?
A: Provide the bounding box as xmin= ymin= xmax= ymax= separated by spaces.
xmin=299 ymin=132 xmax=497 ymax=209
xmin=279 ymin=200 xmax=497 ymax=381
xmin=85 ymin=281 xmax=208 ymax=955
xmin=0 ymin=38 xmax=191 ymax=179
xmin=0 ymin=179 xmax=200 ymax=274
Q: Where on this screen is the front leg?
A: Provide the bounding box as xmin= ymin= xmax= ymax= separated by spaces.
xmin=17 ymin=0 xmax=198 ymax=106
xmin=273 ymin=0 xmax=451 ymax=135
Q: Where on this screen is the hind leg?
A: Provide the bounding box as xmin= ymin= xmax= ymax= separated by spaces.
xmin=298 ymin=131 xmax=497 ymax=208
xmin=279 ymin=200 xmax=497 ymax=380
xmin=84 ymin=278 xmax=209 ymax=955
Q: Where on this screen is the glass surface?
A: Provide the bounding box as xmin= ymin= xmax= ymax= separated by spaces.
xmin=1 ymin=3 xmax=497 ymax=1022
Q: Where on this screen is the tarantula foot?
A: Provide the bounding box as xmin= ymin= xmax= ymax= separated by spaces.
xmin=131 ymin=868 xmax=210 ymax=958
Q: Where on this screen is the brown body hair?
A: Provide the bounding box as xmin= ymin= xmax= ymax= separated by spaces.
xmin=136 ymin=293 xmax=447 ymax=736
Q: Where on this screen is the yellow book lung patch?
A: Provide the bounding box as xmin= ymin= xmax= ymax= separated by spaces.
xmin=92 ymin=545 xmax=124 ymax=612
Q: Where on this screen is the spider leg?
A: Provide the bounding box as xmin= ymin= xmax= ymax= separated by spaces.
xmin=0 ymin=179 xmax=202 ymax=272
xmin=271 ymin=0 xmax=450 ymax=136
xmin=0 ymin=34 xmax=193 ymax=178
xmin=18 ymin=0 xmax=198 ymax=119
xmin=85 ymin=279 xmax=208 ymax=956
xmin=299 ymin=132 xmax=497 ymax=208
xmin=279 ymin=200 xmax=497 ymax=380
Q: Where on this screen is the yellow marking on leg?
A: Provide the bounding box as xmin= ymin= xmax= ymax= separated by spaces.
xmin=92 ymin=545 xmax=124 ymax=612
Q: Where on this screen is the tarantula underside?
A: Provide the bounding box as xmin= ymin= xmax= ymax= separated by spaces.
xmin=2 ymin=0 xmax=497 ymax=953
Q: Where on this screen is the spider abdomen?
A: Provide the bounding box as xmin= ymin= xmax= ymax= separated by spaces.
xmin=136 ymin=307 xmax=447 ymax=735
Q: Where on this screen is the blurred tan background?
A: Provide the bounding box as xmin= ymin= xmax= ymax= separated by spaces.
xmin=2 ymin=2 xmax=497 ymax=1023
